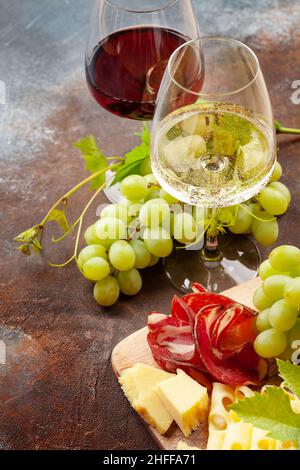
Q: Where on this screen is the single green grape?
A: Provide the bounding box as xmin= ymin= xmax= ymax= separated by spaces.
xmin=95 ymin=217 xmax=126 ymax=244
xmin=269 ymin=161 xmax=283 ymax=183
xmin=289 ymin=318 xmax=300 ymax=344
xmin=251 ymin=211 xmax=278 ymax=246
xmin=94 ymin=276 xmax=120 ymax=307
xmin=101 ymin=203 xmax=129 ymax=224
xmin=143 ymin=227 xmax=173 ymax=257
xmin=109 ymin=240 xmax=136 ymax=271
xmin=253 ymin=286 xmax=274 ymax=310
xmin=144 ymin=189 xmax=161 ymax=202
xmin=172 ymin=212 xmax=196 ymax=244
xmin=258 ymin=187 xmax=288 ymax=215
xmin=118 ymin=268 xmax=142 ymax=296
xmin=228 ymin=205 xmax=253 ymax=234
xmin=262 ymin=274 xmax=292 ymax=302
xmin=279 ymin=318 xmax=300 ymax=360
xmin=268 ymin=181 xmax=291 ymax=205
xmin=269 ymin=299 xmax=298 ymax=332
xmin=129 ymin=239 xmax=151 ymax=269
xmin=144 ymin=174 xmax=160 ymax=190
xmin=269 ymin=245 xmax=300 ymax=272
xmin=77 ymin=245 xmax=107 ymax=270
xmin=128 ymin=202 xmax=143 ymax=219
xmin=139 ymin=198 xmax=170 ymax=228
xmin=82 ymin=257 xmax=111 ymax=281
xmin=284 ymin=277 xmax=300 ymax=310
xmin=248 ymin=202 xmax=262 ymax=216
xmin=159 ymin=188 xmax=178 ymax=205
xmin=84 ymin=224 xmax=102 ymax=245
xmin=290 ymin=264 xmax=300 ymax=277
xmin=258 ymin=259 xmax=281 ymax=281
xmin=254 ymin=329 xmax=287 ymax=358
xmin=256 ymin=309 xmax=272 ymax=332
xmin=120 ymin=175 xmax=149 ymax=200
xmin=148 ymin=255 xmax=160 ymax=267
xmin=140 ymin=157 xmax=152 ymax=176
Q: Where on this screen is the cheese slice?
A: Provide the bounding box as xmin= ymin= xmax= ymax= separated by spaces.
xmin=119 ymin=363 xmax=174 ymax=434
xmin=207 ymin=430 xmax=226 ymax=450
xmin=155 ymin=369 xmax=209 ymax=437
xmin=250 ymin=427 xmax=276 ymax=450
xmin=209 ymin=383 xmax=235 ymax=431
xmin=177 ymin=441 xmax=201 ymax=450
xmin=222 ymin=422 xmax=253 ymax=450
xmin=275 ymin=440 xmax=296 ymax=450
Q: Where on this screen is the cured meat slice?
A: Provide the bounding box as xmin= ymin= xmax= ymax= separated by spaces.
xmin=147 ymin=313 xmax=205 ymax=370
xmin=147 ymin=289 xmax=267 ymax=386
xmin=194 ymin=308 xmax=267 ymax=385
xmin=191 ymin=282 xmax=207 ymax=294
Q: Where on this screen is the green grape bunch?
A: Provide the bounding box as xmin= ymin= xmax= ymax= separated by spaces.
xmin=14 ymin=124 xmax=294 ymax=308
xmin=253 ymin=245 xmax=300 ymax=363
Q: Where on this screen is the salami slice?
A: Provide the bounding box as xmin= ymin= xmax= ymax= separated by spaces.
xmin=194 ymin=308 xmax=266 ymax=385
xmin=147 ymin=289 xmax=267 ymax=386
xmin=191 ymin=282 xmax=207 ymax=294
xmin=147 ymin=313 xmax=205 ymax=370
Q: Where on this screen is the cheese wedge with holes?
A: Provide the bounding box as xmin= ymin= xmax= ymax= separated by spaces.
xmin=222 ymin=422 xmax=253 ymax=450
xmin=207 ymin=430 xmax=226 ymax=450
xmin=155 ymin=369 xmax=209 ymax=437
xmin=250 ymin=427 xmax=276 ymax=450
xmin=209 ymin=383 xmax=235 ymax=431
xmin=119 ymin=363 xmax=174 ymax=434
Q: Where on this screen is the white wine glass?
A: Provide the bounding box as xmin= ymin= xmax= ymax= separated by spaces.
xmin=151 ymin=37 xmax=276 ymax=293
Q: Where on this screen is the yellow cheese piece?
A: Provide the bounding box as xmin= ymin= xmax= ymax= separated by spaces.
xmin=222 ymin=422 xmax=253 ymax=450
xmin=177 ymin=441 xmax=201 ymax=450
xmin=206 ymin=430 xmax=226 ymax=450
xmin=155 ymin=369 xmax=209 ymax=437
xmin=119 ymin=363 xmax=174 ymax=401
xmin=250 ymin=427 xmax=276 ymax=450
xmin=234 ymin=385 xmax=255 ymax=401
xmin=209 ymin=383 xmax=235 ymax=431
xmin=119 ymin=363 xmax=175 ymax=434
xmin=275 ymin=440 xmax=296 ymax=450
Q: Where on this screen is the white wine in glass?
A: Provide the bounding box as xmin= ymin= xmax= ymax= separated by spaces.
xmin=151 ymin=37 xmax=276 ymax=292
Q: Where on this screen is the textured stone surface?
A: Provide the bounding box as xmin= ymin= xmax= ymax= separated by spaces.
xmin=0 ymin=0 xmax=300 ymax=450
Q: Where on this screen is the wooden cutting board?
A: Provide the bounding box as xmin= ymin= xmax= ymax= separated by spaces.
xmin=111 ymin=278 xmax=261 ymax=450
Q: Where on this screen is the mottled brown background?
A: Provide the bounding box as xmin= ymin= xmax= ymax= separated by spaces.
xmin=0 ymin=0 xmax=300 ymax=450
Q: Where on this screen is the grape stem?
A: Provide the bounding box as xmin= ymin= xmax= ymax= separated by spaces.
xmin=275 ymin=120 xmax=300 ymax=135
xmin=49 ymin=181 xmax=106 ymax=268
xmin=14 ymin=163 xmax=121 ymax=258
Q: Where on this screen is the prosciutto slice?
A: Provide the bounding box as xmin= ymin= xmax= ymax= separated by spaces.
xmin=147 ymin=283 xmax=268 ymax=386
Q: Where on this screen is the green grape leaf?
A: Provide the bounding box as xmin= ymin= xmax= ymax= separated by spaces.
xmin=213 ymin=114 xmax=253 ymax=148
xmin=111 ymin=159 xmax=146 ymax=185
xmin=73 ymin=135 xmax=108 ymax=189
xmin=47 ymin=209 xmax=69 ymax=233
xmin=218 ymin=207 xmax=235 ymax=226
xmin=17 ymin=244 xmax=31 ymax=255
xmin=14 ymin=226 xmax=40 ymax=243
xmin=277 ymin=359 xmax=300 ymax=399
xmin=111 ymin=142 xmax=150 ymax=186
xmin=230 ymin=386 xmax=300 ymax=447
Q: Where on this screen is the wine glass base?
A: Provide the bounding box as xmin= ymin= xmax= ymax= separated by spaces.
xmin=163 ymin=234 xmax=260 ymax=294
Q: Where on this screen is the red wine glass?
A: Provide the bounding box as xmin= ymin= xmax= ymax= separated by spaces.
xmin=85 ymin=0 xmax=200 ymax=201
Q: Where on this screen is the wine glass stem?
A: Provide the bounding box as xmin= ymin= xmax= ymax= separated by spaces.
xmin=202 ymin=208 xmax=221 ymax=261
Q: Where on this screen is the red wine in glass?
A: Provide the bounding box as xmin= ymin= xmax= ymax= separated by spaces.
xmin=85 ymin=26 xmax=193 ymax=120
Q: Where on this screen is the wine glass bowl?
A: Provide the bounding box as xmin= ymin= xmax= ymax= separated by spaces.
xmin=151 ymin=37 xmax=276 ymax=292
xmin=85 ymin=0 xmax=200 ymax=120
xmin=152 ymin=37 xmax=276 ymax=207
